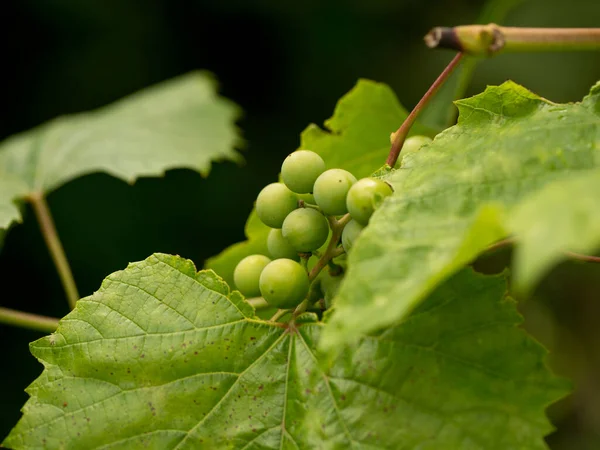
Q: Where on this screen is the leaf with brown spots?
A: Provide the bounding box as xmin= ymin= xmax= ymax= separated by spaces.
xmin=4 ymin=254 xmax=566 ymax=449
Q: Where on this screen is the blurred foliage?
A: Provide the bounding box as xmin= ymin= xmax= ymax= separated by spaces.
xmin=0 ymin=0 xmax=599 ymax=447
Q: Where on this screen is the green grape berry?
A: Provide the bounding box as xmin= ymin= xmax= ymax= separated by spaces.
xmin=282 ymin=208 xmax=329 ymax=252
xmin=281 ymin=150 xmax=326 ymax=194
xmin=403 ymin=135 xmax=432 ymax=152
xmin=233 ymin=254 xmax=271 ymax=298
xmin=313 ymin=168 xmax=357 ymax=216
xmin=267 ymin=228 xmax=299 ymax=260
xmin=341 ymin=219 xmax=364 ymax=253
xmin=256 ymin=183 xmax=298 ymax=228
xmin=395 ymin=135 xmax=432 ymax=167
xmin=346 ymin=177 xmax=393 ymax=225
xmin=259 ymin=259 xmax=309 ymax=308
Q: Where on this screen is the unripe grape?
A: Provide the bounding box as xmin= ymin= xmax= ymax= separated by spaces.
xmin=282 ymin=208 xmax=329 ymax=252
xmin=395 ymin=135 xmax=432 ymax=167
xmin=256 ymin=183 xmax=298 ymax=228
xmin=389 ymin=132 xmax=432 ymax=147
xmin=281 ymin=150 xmax=326 ymax=194
xmin=233 ymin=254 xmax=271 ymax=297
xmin=259 ymin=259 xmax=309 ymax=308
xmin=267 ymin=229 xmax=299 ymax=260
xmin=403 ymin=135 xmax=432 ymax=152
xmin=313 ymin=169 xmax=357 ymax=216
xmin=346 ymin=177 xmax=393 ymax=225
xmin=341 ymin=220 xmax=364 ymax=253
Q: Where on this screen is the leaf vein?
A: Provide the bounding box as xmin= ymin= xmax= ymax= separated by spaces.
xmin=296 ymin=328 xmax=358 ymax=447
xmin=172 ymin=329 xmax=288 ymax=449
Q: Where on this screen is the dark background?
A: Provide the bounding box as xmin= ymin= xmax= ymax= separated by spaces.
xmin=1 ymin=0 xmax=599 ymax=447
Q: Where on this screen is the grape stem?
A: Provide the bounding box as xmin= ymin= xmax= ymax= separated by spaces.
xmin=425 ymin=25 xmax=600 ymax=56
xmin=307 ymin=215 xmax=350 ymax=281
xmin=299 ymin=253 xmax=311 ymax=271
xmin=0 ymin=307 xmax=59 ymax=334
xmin=292 ymin=214 xmax=351 ymax=318
xmin=269 ymin=309 xmax=288 ymax=322
xmin=246 ymin=297 xmax=270 ymax=309
xmin=28 ymin=192 xmax=80 ymax=310
xmin=292 ymin=299 xmax=310 ymax=317
xmin=386 ymin=52 xmax=463 ymax=168
xmin=298 ymin=200 xmax=321 ymax=212
xmin=287 ymin=217 xmax=349 ymax=317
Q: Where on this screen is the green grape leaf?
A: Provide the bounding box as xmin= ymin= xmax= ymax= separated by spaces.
xmin=0 ymin=176 xmax=29 ymax=230
xmin=300 ymin=79 xmax=434 ymax=176
xmin=4 ymin=254 xmax=566 ymax=449
xmin=510 ymin=169 xmax=600 ymax=293
xmin=323 ymin=80 xmax=600 ymax=349
xmin=206 ymin=79 xmax=433 ymax=284
xmin=0 ymin=71 xmax=241 ymax=248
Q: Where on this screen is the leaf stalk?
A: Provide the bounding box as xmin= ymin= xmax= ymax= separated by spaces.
xmin=28 ymin=192 xmax=80 ymax=310
xmin=0 ymin=307 xmax=59 ymax=334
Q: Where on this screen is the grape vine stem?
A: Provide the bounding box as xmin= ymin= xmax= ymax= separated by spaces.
xmin=425 ymin=24 xmax=600 ymax=56
xmin=386 ymin=52 xmax=463 ymax=168
xmin=0 ymin=307 xmax=59 ymax=334
xmin=28 ymin=192 xmax=80 ymax=310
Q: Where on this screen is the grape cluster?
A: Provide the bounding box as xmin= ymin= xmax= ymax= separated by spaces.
xmin=233 ymin=149 xmax=393 ymax=312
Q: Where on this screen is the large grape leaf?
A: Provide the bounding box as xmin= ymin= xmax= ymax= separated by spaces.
xmin=0 ymin=71 xmax=241 ymax=247
xmin=206 ymin=79 xmax=433 ymax=286
xmin=322 ymin=80 xmax=600 ymax=349
xmin=4 ymin=253 xmax=566 ymax=449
